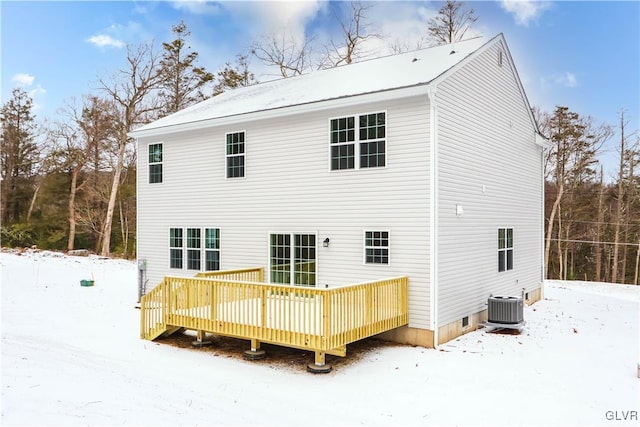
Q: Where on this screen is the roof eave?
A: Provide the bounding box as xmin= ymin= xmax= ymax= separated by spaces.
xmin=129 ymin=83 xmax=433 ymax=139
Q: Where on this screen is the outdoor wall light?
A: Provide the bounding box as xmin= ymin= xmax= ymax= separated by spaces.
xmin=323 ymin=238 xmax=330 ymax=247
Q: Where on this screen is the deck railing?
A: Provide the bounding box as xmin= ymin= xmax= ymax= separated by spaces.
xmin=140 ymin=268 xmax=408 ymax=366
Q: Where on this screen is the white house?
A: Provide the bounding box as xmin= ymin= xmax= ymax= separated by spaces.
xmin=131 ymin=33 xmax=546 ymax=351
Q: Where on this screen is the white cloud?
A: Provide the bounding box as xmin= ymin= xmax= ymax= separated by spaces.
xmin=87 ymin=34 xmax=125 ymax=48
xmin=555 ymin=71 xmax=578 ymax=88
xmin=11 ymin=73 xmax=35 ymax=87
xmin=500 ymin=0 xmax=552 ymax=26
xmin=223 ymin=1 xmax=325 ymax=40
xmin=171 ymin=0 xmax=223 ymax=15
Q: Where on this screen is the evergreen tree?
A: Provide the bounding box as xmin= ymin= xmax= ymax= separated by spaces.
xmin=213 ymin=54 xmax=258 ymax=96
xmin=157 ymin=20 xmax=214 ymax=115
xmin=0 ymin=88 xmax=40 ymax=225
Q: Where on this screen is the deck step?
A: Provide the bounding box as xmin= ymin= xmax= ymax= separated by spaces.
xmin=162 ymin=326 xmax=185 ymax=338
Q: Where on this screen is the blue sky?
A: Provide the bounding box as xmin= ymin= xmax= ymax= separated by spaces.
xmin=1 ymin=1 xmax=639 ymax=178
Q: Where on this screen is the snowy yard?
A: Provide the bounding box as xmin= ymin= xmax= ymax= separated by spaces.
xmin=1 ymin=250 xmax=638 ymax=427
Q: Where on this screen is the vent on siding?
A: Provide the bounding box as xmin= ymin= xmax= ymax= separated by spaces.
xmin=487 ymin=296 xmax=523 ymax=324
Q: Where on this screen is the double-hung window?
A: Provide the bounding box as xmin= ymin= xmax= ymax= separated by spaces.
xmin=498 ymin=228 xmax=514 ymax=272
xmin=186 ymin=228 xmax=201 ymax=270
xmin=205 ymin=228 xmax=220 ymax=271
xmin=330 ymin=112 xmax=385 ymax=170
xmin=149 ymin=143 xmax=163 ymax=183
xmin=169 ymin=228 xmax=183 ymax=269
xmin=365 ymin=231 xmax=389 ymax=264
xmin=226 ymin=131 xmax=245 ymax=178
xmin=170 ymin=227 xmax=220 ymax=271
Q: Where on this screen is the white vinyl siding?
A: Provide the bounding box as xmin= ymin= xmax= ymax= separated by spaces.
xmin=137 ymin=95 xmax=431 ymax=328
xmin=435 ymin=40 xmax=544 ymax=326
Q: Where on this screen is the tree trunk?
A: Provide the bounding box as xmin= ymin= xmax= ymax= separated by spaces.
xmin=634 ymin=241 xmax=639 ymax=285
xmin=26 ymin=178 xmax=42 ymax=222
xmin=100 ymin=140 xmax=126 ymax=257
xmin=612 ymin=119 xmax=626 ymax=283
xmin=545 ymin=184 xmax=563 ymax=279
xmin=67 ymin=169 xmax=79 ymax=251
xmin=595 ymin=169 xmax=605 ymax=282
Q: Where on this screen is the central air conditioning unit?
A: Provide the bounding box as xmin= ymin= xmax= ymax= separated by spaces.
xmin=487 ymin=295 xmax=524 ymax=325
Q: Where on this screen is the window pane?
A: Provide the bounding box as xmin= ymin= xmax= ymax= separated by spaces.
xmin=506 ymin=249 xmax=513 ymax=270
xmin=170 ymin=249 xmax=183 ymax=269
xmin=498 ymin=228 xmax=506 ymax=249
xmin=149 ymin=144 xmax=162 ymax=163
xmin=187 ymin=228 xmax=201 ymax=249
xmin=205 ymin=228 xmax=219 ymax=249
xmin=498 ymin=251 xmax=506 ymax=272
xmin=360 ymin=141 xmax=385 ymax=168
xmin=506 ymin=228 xmax=513 ymax=248
xmin=149 ymin=164 xmax=163 ymax=184
xmin=187 ymin=249 xmax=201 ymax=270
xmin=205 ymin=250 xmax=220 ymax=271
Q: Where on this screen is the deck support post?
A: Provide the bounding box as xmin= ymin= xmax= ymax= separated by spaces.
xmin=243 ymin=339 xmax=266 ymax=360
xmin=192 ymin=330 xmax=212 ymax=347
xmin=307 ymin=351 xmax=332 ymax=373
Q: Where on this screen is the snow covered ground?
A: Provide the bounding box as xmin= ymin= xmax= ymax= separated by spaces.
xmin=1 ymin=250 xmax=638 ymax=427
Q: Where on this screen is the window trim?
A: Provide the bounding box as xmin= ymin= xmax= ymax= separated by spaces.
xmin=328 ymin=110 xmax=387 ymax=172
xmin=363 ymin=230 xmax=390 ymax=265
xmin=225 ymin=130 xmax=246 ymax=179
xmin=498 ymin=227 xmax=514 ymax=272
xmin=148 ymin=142 xmax=163 ymax=184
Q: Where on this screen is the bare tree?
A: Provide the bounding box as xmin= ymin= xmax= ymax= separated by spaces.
xmin=542 ymin=106 xmax=612 ymax=278
xmin=427 ymin=0 xmax=478 ymax=46
xmin=97 ymin=42 xmax=162 ymax=256
xmin=251 ymin=31 xmax=314 ymax=78
xmin=320 ymin=1 xmax=381 ymax=68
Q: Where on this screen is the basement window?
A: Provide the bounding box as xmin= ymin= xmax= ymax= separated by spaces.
xmin=462 ymin=316 xmax=469 ymax=328
xmin=498 ymin=228 xmax=514 ymax=272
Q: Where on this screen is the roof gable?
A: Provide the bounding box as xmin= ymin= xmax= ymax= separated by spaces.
xmin=132 ymin=36 xmax=489 ymax=135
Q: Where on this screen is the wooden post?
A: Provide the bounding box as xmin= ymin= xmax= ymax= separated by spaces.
xmin=192 ymin=329 xmax=212 ymax=347
xmin=307 ymin=351 xmax=332 ymax=373
xmin=243 ymin=338 xmax=266 ymax=360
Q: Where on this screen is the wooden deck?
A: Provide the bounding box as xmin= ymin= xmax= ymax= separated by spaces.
xmin=140 ymin=268 xmax=409 ymax=368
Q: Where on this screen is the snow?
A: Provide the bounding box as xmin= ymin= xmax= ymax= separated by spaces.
xmin=132 ymin=36 xmax=489 ymax=134
xmin=1 ymin=250 xmax=639 ymax=427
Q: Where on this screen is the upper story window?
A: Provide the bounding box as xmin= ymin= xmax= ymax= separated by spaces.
xmin=365 ymin=230 xmax=389 ymax=264
xmin=498 ymin=228 xmax=513 ymax=272
xmin=149 ymin=143 xmax=163 ymax=183
xmin=330 ymin=112 xmax=385 ymax=171
xmin=226 ymin=131 xmax=245 ymax=178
